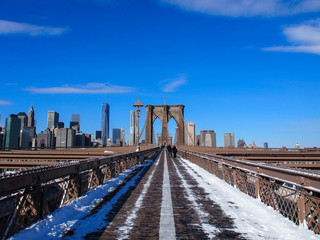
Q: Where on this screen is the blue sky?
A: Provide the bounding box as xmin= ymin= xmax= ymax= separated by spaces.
xmin=1 ymin=0 xmax=320 ymax=148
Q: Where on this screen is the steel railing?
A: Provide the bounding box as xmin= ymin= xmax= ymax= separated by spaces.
xmin=179 ymin=149 xmax=320 ymax=234
xmin=0 ymin=147 xmax=160 ymax=239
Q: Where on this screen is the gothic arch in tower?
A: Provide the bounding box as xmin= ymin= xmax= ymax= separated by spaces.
xmin=145 ymin=105 xmax=185 ymax=146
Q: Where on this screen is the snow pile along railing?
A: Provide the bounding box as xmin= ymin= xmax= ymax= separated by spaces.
xmin=179 ymin=149 xmax=320 ymax=234
xmin=0 ymin=147 xmax=160 ymax=240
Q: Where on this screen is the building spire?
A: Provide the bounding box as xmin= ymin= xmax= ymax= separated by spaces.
xmin=28 ymin=104 xmax=35 ymax=127
xmin=105 ymin=86 xmax=107 ymax=103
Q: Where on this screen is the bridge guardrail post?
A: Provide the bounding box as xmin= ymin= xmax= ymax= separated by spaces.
xmin=254 ymin=176 xmax=261 ymax=199
xmin=233 ymin=168 xmax=237 ymax=188
xmin=209 ymin=159 xmax=214 ymax=174
xmin=303 ymin=194 xmax=320 ymax=233
xmin=297 ymin=190 xmax=307 ymax=227
xmin=223 ymin=165 xmax=233 ymax=186
xmin=36 ymin=186 xmax=44 ymax=220
xmin=101 ymin=164 xmax=112 ymax=184
xmin=62 ymin=175 xmax=80 ymax=205
xmin=206 ymin=158 xmax=211 ymax=172
xmin=111 ymin=161 xmax=116 ymax=178
xmin=88 ymin=168 xmax=101 ymax=192
xmin=115 ymin=161 xmax=121 ymax=176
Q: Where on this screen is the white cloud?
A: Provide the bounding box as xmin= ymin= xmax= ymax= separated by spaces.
xmin=0 ymin=100 xmax=13 ymax=105
xmin=25 ymin=83 xmax=135 ymax=94
xmin=160 ymin=75 xmax=187 ymax=92
xmin=263 ymin=19 xmax=320 ymax=55
xmin=160 ymin=0 xmax=320 ymax=17
xmin=0 ymin=19 xmax=67 ymax=36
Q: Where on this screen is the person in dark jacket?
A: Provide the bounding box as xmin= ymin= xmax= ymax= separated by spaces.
xmin=167 ymin=144 xmax=172 ymax=156
xmin=172 ymin=145 xmax=177 ymax=158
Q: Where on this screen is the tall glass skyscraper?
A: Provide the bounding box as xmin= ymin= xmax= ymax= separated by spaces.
xmin=5 ymin=114 xmax=21 ymax=148
xmin=112 ymin=128 xmax=121 ymax=144
xmin=101 ymin=103 xmax=110 ymax=147
xmin=17 ymin=112 xmax=28 ymax=130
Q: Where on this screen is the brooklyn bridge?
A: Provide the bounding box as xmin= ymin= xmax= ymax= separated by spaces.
xmin=0 ymin=105 xmax=320 ymax=239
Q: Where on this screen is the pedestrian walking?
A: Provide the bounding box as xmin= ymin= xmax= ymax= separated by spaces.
xmin=172 ymin=145 xmax=177 ymax=158
xmin=167 ymin=144 xmax=172 ymax=157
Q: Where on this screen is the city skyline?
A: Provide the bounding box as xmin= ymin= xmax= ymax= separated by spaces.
xmin=0 ymin=101 xmax=315 ymax=148
xmin=1 ymin=1 xmax=320 ymax=148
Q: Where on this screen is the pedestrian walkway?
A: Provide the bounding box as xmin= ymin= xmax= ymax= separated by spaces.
xmin=11 ymin=149 xmax=320 ymax=239
xmin=100 ymin=149 xmax=242 ymax=239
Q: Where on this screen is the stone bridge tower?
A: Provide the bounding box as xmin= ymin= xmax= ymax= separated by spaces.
xmin=145 ymin=104 xmax=185 ymax=146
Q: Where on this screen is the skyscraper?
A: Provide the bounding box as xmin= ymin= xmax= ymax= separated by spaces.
xmin=237 ymin=139 xmax=247 ymax=148
xmin=57 ymin=122 xmax=64 ymax=128
xmin=224 ymin=133 xmax=235 ymax=148
xmin=17 ymin=112 xmax=28 ymax=130
xmin=75 ymin=133 xmax=86 ymax=147
xmin=70 ymin=121 xmax=80 ymax=133
xmin=27 ymin=105 xmax=35 ymax=127
xmin=113 ymin=128 xmax=121 ymax=144
xmin=47 ymin=111 xmax=59 ymax=130
xmin=0 ymin=127 xmax=4 ymax=148
xmin=200 ymin=130 xmax=216 ymax=147
xmin=96 ymin=130 xmax=102 ymax=139
xmin=5 ymin=114 xmax=21 ymax=148
xmin=72 ymin=114 xmax=80 ymax=124
xmin=38 ymin=129 xmax=53 ymax=149
xmin=101 ymin=103 xmax=110 ymax=147
xmin=121 ymin=127 xmax=125 ymax=146
xmin=55 ymin=128 xmax=75 ymax=148
xmin=71 ymin=114 xmax=81 ymax=133
xmin=129 ymin=110 xmax=138 ymax=146
xmin=20 ymin=128 xmax=30 ymax=148
xmin=184 ymin=121 xmax=196 ymax=146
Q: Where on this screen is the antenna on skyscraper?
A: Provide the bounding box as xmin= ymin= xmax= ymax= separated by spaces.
xmin=105 ymin=85 xmax=108 ymax=103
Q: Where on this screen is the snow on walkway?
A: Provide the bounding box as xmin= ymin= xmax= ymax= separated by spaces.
xmin=117 ymin=151 xmax=162 ymax=239
xmin=171 ymin=157 xmax=218 ymax=238
xmin=179 ymin=157 xmax=320 ymax=240
xmin=10 ymin=161 xmax=154 ymax=240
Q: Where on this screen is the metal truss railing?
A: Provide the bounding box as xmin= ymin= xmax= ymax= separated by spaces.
xmin=0 ymin=147 xmax=160 ymax=239
xmin=179 ymin=149 xmax=320 ymax=234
